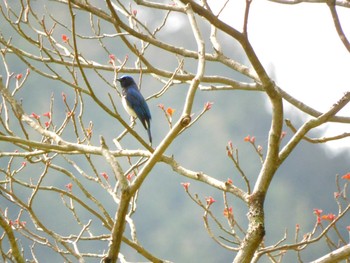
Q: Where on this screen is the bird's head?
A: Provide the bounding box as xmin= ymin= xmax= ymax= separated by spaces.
xmin=117 ymin=75 xmax=136 ymax=88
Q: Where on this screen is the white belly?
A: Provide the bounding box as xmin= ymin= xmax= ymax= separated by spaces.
xmin=122 ymin=97 xmax=137 ymax=117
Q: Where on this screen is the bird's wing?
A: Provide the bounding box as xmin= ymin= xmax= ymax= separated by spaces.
xmin=125 ymin=87 xmax=151 ymax=127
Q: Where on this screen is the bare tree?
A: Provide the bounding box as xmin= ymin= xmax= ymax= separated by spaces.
xmin=1 ymin=0 xmax=350 ymax=262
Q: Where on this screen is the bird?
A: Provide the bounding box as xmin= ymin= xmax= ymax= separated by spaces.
xmin=117 ymin=75 xmax=152 ymax=144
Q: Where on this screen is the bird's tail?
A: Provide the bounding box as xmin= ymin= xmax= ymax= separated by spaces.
xmin=147 ymin=126 xmax=152 ymax=144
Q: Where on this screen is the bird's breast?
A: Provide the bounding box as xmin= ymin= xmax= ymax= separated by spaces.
xmin=122 ymin=96 xmax=137 ymax=117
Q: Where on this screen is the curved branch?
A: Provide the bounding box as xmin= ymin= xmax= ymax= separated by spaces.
xmin=285 ymin=119 xmax=350 ymax=143
xmin=0 ymin=214 xmax=25 ymax=263
xmin=327 ymin=0 xmax=350 ymax=52
xmin=279 ymin=92 xmax=350 ymax=163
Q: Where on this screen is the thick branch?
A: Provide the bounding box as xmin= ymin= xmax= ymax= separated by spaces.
xmin=310 ymin=244 xmax=350 ymax=263
xmin=0 ymin=214 xmax=25 ymax=263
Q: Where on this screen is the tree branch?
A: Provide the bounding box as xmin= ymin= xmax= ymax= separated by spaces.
xmin=0 ymin=214 xmax=25 ymax=263
xmin=327 ymin=0 xmax=350 ymax=52
xmin=268 ymin=0 xmax=350 ymax=8
xmin=279 ymin=92 xmax=350 ymax=163
xmin=310 ymin=244 xmax=350 ymax=263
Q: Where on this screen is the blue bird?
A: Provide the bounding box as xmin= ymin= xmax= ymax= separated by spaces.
xmin=117 ymin=75 xmax=152 ymax=144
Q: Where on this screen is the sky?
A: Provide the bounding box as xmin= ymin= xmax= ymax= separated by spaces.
xmin=214 ymin=1 xmax=350 ymax=152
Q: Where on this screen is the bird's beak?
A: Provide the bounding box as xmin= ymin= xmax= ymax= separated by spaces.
xmin=116 ymin=78 xmax=121 ymax=82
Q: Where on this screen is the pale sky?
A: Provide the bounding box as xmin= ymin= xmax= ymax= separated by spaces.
xmin=216 ymin=1 xmax=350 ymax=152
